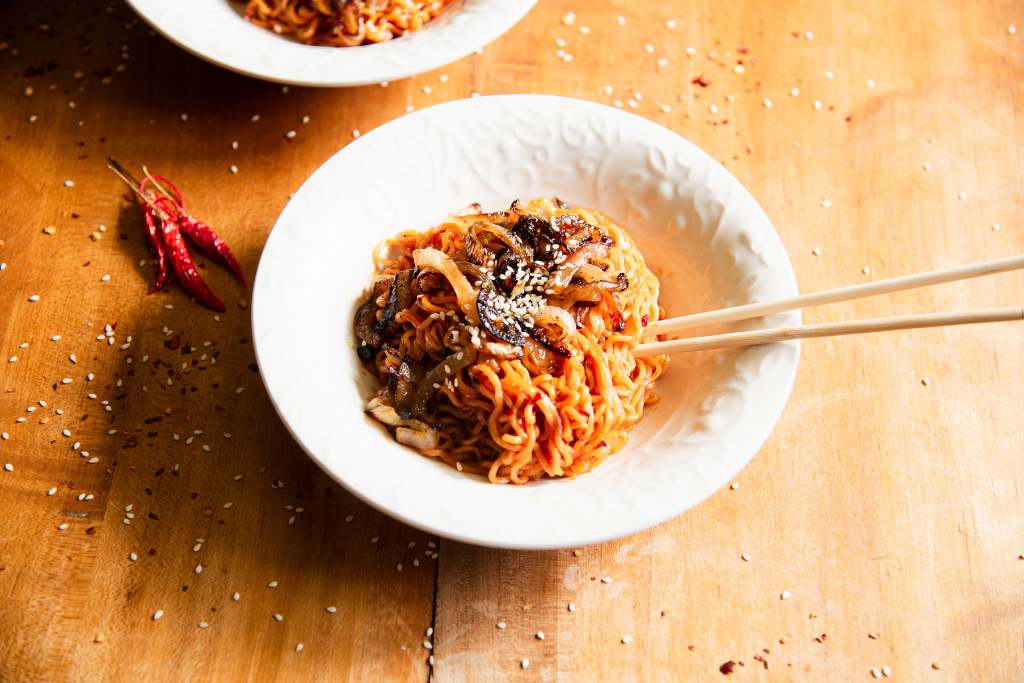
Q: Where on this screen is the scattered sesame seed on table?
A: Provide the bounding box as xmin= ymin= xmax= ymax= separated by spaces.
xmin=0 ymin=0 xmax=1019 ymax=679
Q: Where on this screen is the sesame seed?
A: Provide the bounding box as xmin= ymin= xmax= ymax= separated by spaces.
xmin=198 ymin=622 xmax=210 ymax=629
xmin=47 ymin=487 xmax=57 ymax=496
xmin=536 ymin=631 xmax=545 ymax=640
xmin=730 ymin=481 xmax=740 ymax=490
xmin=821 ymin=198 xmax=833 ymax=208
xmin=152 ymin=610 xmax=164 ymax=621
xmin=781 ymin=590 xmax=792 ymax=600
xmin=825 ymin=70 xmax=835 ymax=79
xmin=1010 ymin=24 xmax=1017 ymax=34
xmin=496 ymin=621 xmax=507 ymax=630
xmin=267 ymin=580 xmax=278 ymax=588
xmin=741 ymin=553 xmax=751 ymax=561
xmin=812 ymin=247 xmax=822 ymax=256
xmin=273 ymin=613 xmax=283 ymax=622
xmin=922 ymin=161 xmax=933 ymax=171
xmin=28 ymin=294 xmax=40 ymax=302
xmin=882 ymin=666 xmax=892 ymax=677
xmin=621 ymin=635 xmax=633 ymax=644
xmin=232 ymin=592 xmax=241 ymax=601
xmin=863 ymin=265 xmax=872 ymax=275
xmin=129 ymin=552 xmax=138 ymax=561
xmin=194 ymin=564 xmax=203 ymax=574
xmin=561 ymin=11 xmax=575 ymax=26
xmin=790 ymin=87 xmax=800 ymax=97
xmin=285 ymin=130 xmax=296 ymax=139
xmin=958 ymin=190 xmax=968 ymax=200
xmin=229 ymin=165 xmax=238 ymax=174
xmin=568 ymin=602 xmax=576 ymax=612
xmin=57 ymin=522 xmax=69 ymax=531
xmin=521 ymin=658 xmax=529 ymax=669
xmin=866 ymin=79 xmax=876 ymax=88
xmin=64 ymin=179 xmax=74 ymax=188
xmin=601 ymin=576 xmax=613 ymax=584
xmin=43 ymin=225 xmax=56 ymax=235
xmin=763 ymin=98 xmax=773 ymax=109
xmin=992 ymin=222 xmax=1001 ymax=231
xmin=326 ymin=606 xmax=337 ymax=614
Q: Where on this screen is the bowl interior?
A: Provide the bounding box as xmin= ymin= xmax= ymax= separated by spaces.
xmin=252 ymin=95 xmax=800 ymax=549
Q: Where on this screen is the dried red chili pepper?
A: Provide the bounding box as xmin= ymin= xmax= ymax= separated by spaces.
xmin=179 ymin=216 xmax=246 ymax=285
xmin=142 ymin=205 xmax=170 ymax=292
xmin=144 ymin=170 xmax=246 ymax=285
xmin=108 ymin=157 xmax=242 ymax=311
xmin=160 ymin=217 xmax=225 ymax=311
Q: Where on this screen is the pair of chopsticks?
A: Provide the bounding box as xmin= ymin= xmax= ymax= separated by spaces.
xmin=633 ymin=254 xmax=1024 ymax=357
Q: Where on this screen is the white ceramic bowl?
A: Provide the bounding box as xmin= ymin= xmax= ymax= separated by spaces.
xmin=252 ymin=95 xmax=801 ymax=549
xmin=125 ymin=0 xmax=537 ymax=87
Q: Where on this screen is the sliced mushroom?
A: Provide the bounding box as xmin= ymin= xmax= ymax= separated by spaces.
xmin=354 ymin=294 xmax=383 ymax=359
xmin=365 ymin=396 xmax=433 ymax=432
xmin=412 ymin=270 xmax=446 ymax=295
xmin=393 ymin=357 xmax=424 ymax=417
xmin=477 ymin=285 xmax=525 ymax=346
xmin=396 ymin=425 xmax=439 ymax=450
xmin=492 ymin=248 xmax=526 ymax=293
xmin=375 ymin=268 xmax=415 ymax=336
xmin=410 ymin=348 xmax=479 ymax=417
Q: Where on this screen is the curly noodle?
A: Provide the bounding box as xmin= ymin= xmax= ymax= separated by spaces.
xmin=243 ymin=0 xmax=453 ymax=47
xmin=360 ymin=198 xmax=668 ymax=484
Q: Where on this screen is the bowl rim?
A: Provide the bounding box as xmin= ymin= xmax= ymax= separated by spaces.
xmin=124 ymin=0 xmax=538 ymax=87
xmin=251 ymin=94 xmax=801 ymax=549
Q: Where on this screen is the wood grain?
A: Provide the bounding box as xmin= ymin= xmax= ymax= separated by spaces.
xmin=1 ymin=0 xmax=1022 ymax=681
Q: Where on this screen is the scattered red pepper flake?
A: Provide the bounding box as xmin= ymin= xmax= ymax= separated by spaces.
xmin=691 ymin=75 xmax=711 ymax=87
xmin=720 ymin=661 xmax=737 ymax=675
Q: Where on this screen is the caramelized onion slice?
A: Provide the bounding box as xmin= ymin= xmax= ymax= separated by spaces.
xmin=548 ymin=242 xmax=611 ymax=293
xmin=413 ymin=248 xmax=478 ymax=322
xmin=465 ymin=220 xmax=534 ymax=267
xmin=532 ymin=305 xmax=576 ymax=339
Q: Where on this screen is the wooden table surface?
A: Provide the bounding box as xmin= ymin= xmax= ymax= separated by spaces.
xmin=1 ymin=0 xmax=1022 ymax=680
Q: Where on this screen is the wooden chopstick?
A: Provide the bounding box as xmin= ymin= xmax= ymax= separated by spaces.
xmin=633 ymin=307 xmax=1023 ymax=357
xmin=643 ymin=254 xmax=1024 ymax=337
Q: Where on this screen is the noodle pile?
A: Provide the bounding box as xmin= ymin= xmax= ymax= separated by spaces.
xmin=354 ymin=198 xmax=668 ymax=484
xmin=243 ymin=0 xmax=453 ymax=47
